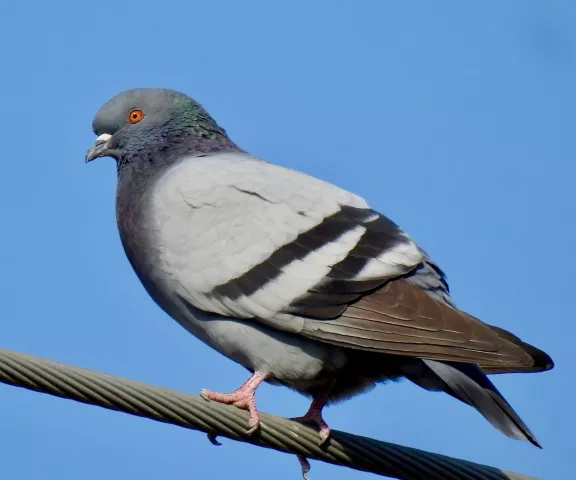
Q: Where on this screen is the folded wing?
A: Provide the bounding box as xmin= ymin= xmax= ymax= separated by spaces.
xmin=155 ymin=152 xmax=550 ymax=373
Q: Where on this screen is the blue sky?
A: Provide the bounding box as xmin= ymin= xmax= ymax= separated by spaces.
xmin=0 ymin=1 xmax=573 ymax=479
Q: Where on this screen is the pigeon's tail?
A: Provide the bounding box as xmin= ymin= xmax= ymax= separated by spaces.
xmin=404 ymin=359 xmax=541 ymax=448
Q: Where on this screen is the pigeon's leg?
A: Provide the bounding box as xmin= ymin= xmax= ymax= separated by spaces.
xmin=292 ymin=388 xmax=332 ymax=444
xmin=200 ymin=371 xmax=268 ymax=434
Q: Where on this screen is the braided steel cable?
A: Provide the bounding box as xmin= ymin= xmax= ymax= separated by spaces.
xmin=0 ymin=347 xmax=538 ymax=480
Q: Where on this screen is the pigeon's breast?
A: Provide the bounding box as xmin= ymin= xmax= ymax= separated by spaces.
xmin=114 ymin=163 xmax=167 ymax=296
xmin=115 ymin=160 xmax=348 ymax=388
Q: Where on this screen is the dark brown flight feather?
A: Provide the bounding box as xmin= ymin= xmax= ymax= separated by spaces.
xmin=299 ymin=278 xmax=551 ymax=373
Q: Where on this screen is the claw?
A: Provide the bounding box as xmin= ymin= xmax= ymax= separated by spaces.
xmin=246 ymin=414 xmax=261 ymax=435
xmin=297 ymin=455 xmax=311 ymax=480
xmin=200 ymin=389 xmax=211 ymax=401
xmin=206 ymin=433 xmax=222 ymax=446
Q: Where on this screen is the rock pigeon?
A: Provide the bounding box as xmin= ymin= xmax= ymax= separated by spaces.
xmin=86 ymin=88 xmax=553 ymax=447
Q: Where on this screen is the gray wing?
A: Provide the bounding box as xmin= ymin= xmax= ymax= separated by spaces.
xmin=152 ymin=152 xmax=423 ymax=320
xmin=151 ymin=152 xmax=542 ymax=371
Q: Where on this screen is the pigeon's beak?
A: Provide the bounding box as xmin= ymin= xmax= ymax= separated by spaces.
xmin=85 ymin=133 xmax=113 ymax=163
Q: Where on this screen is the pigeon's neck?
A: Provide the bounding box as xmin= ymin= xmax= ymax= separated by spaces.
xmin=115 ymin=121 xmax=243 ymax=242
xmin=116 ymin=120 xmax=242 ymax=175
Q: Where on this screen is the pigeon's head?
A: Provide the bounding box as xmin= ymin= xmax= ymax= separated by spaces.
xmin=85 ymin=88 xmax=233 ymax=164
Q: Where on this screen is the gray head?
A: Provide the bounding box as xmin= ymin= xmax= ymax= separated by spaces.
xmin=85 ymin=88 xmax=239 ymax=169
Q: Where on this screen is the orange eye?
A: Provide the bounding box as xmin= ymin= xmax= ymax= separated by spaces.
xmin=128 ymin=109 xmax=144 ymax=124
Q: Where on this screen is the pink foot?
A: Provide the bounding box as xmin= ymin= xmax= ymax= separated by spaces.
xmin=291 ymin=390 xmax=332 ymax=445
xmin=200 ymin=371 xmax=268 ymax=435
xmin=292 ymin=410 xmax=331 ymax=444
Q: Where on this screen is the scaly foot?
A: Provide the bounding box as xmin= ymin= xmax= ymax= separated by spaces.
xmin=200 ymin=371 xmax=268 ymax=435
xmin=291 ymin=410 xmax=331 ymax=444
xmin=291 ymin=388 xmax=332 ymax=445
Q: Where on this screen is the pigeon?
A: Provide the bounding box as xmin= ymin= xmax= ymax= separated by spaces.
xmin=86 ymin=88 xmax=553 ymax=447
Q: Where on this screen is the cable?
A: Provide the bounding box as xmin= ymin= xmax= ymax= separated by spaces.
xmin=0 ymin=347 xmax=539 ymax=480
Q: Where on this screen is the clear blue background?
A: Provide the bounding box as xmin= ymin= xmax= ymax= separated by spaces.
xmin=0 ymin=1 xmax=572 ymax=479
